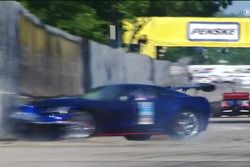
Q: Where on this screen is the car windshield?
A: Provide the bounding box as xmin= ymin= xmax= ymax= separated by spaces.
xmin=83 ymin=86 xmax=131 ymax=100
xmin=83 ymin=85 xmax=160 ymax=100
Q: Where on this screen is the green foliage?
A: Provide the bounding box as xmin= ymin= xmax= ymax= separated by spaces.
xmin=20 ymin=1 xmax=108 ymax=42
xmin=212 ymin=48 xmax=250 ymax=65
xmin=145 ymin=0 xmax=232 ymax=17
xmin=163 ymin=47 xmax=250 ymax=65
xmin=163 ymin=47 xmax=207 ymax=64
xmin=20 ymin=0 xmax=232 ymax=43
xmin=57 ymin=5 xmax=108 ymax=42
xmin=164 ymin=47 xmax=188 ymax=62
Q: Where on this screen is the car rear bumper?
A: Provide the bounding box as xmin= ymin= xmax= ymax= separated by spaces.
xmin=221 ymin=106 xmax=250 ymax=111
xmin=219 ymin=107 xmax=250 ymax=116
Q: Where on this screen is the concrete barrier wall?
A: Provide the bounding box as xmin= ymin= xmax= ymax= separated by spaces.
xmin=19 ymin=9 xmax=84 ymax=97
xmin=87 ymin=41 xmax=188 ymax=89
xmin=88 ymin=41 xmax=153 ymax=88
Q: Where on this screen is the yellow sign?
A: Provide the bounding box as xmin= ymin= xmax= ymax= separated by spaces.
xmin=123 ymin=17 xmax=250 ymax=58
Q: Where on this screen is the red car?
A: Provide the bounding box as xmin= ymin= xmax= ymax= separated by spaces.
xmin=215 ymin=92 xmax=250 ymax=117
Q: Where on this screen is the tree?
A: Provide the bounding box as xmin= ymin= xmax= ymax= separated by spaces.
xmin=20 ymin=1 xmax=108 ymax=42
xmin=20 ymin=0 xmax=232 ymax=43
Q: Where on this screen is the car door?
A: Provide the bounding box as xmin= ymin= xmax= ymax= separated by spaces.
xmin=83 ymin=86 xmax=136 ymax=130
xmin=129 ymin=86 xmax=160 ymax=127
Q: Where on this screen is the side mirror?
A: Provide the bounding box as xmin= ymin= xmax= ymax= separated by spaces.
xmin=119 ymin=96 xmax=129 ymax=101
xmin=119 ymin=95 xmax=136 ymax=101
xmin=199 ymin=83 xmax=216 ymax=92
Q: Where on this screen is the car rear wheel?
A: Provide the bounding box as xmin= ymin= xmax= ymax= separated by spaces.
xmin=64 ymin=111 xmax=96 ymax=139
xmin=212 ymin=111 xmax=221 ymax=118
xmin=170 ymin=110 xmax=200 ymax=139
xmin=124 ymin=134 xmax=151 ymax=141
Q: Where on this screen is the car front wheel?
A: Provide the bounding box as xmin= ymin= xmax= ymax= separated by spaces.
xmin=63 ymin=111 xmax=96 ymax=139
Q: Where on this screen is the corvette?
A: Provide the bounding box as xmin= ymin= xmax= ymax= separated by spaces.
xmin=10 ymin=83 xmax=214 ymax=140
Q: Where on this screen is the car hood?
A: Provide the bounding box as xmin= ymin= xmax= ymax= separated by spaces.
xmin=27 ymin=97 xmax=90 ymax=109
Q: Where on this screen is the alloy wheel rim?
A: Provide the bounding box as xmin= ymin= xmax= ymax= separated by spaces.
xmin=173 ymin=111 xmax=199 ymax=136
xmin=66 ymin=112 xmax=95 ymax=138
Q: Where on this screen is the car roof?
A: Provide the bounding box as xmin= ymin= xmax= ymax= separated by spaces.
xmin=95 ymin=83 xmax=164 ymax=89
xmin=93 ymin=83 xmax=189 ymax=97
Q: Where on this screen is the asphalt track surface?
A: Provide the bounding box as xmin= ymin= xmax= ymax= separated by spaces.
xmin=1 ymin=84 xmax=250 ymax=167
xmin=0 ymin=117 xmax=250 ymax=167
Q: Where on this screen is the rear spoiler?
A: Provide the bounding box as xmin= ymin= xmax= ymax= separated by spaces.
xmin=223 ymin=92 xmax=249 ymax=100
xmin=169 ymin=83 xmax=216 ymax=92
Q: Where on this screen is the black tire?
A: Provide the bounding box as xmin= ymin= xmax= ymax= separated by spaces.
xmin=169 ymin=110 xmax=200 ymax=139
xmin=63 ymin=111 xmax=96 ymax=139
xmin=211 ymin=111 xmax=221 ymax=118
xmin=210 ymin=101 xmax=221 ymax=118
xmin=124 ymin=134 xmax=151 ymax=141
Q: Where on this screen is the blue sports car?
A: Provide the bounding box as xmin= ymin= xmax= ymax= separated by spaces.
xmin=10 ymin=83 xmax=214 ymax=140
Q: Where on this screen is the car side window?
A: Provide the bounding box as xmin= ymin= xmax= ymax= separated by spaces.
xmin=102 ymin=87 xmax=125 ymax=100
xmin=142 ymin=87 xmax=159 ymax=99
xmin=84 ymin=86 xmax=160 ymax=101
xmin=127 ymin=86 xmax=159 ymax=100
xmin=83 ymin=86 xmax=122 ymax=100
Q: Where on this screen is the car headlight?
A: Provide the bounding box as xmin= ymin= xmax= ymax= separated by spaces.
xmin=10 ymin=111 xmax=38 ymax=121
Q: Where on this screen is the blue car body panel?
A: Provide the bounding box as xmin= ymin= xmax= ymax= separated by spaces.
xmin=12 ymin=84 xmax=210 ymax=135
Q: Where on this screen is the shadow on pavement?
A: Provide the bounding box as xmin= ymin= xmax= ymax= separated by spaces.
xmin=210 ymin=119 xmax=250 ymax=124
